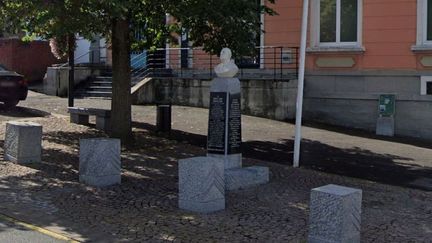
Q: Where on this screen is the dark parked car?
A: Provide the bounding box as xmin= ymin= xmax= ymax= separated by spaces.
xmin=0 ymin=64 xmax=28 ymax=108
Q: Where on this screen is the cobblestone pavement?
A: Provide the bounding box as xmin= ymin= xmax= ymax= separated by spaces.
xmin=4 ymin=91 xmax=432 ymax=188
xmin=1 ymin=91 xmax=432 ymax=241
xmin=0 ymin=116 xmax=431 ymax=242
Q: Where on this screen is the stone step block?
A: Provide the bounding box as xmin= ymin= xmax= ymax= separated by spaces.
xmin=4 ymin=121 xmax=42 ymax=164
xmin=179 ymin=157 xmax=225 ymax=213
xmin=308 ymin=184 xmax=362 ymax=243
xmin=79 ymin=138 xmax=121 ymax=187
xmin=225 ymin=166 xmax=269 ymax=191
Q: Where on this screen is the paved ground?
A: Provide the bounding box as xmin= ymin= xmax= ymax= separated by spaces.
xmin=0 ymin=217 xmax=65 ymax=243
xmin=0 ymin=92 xmax=430 ymax=242
xmin=3 ymin=91 xmax=432 ymax=189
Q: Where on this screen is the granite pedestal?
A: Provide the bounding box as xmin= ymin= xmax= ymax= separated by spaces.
xmin=207 ymin=77 xmax=270 ymax=190
xmin=225 ymin=166 xmax=269 ymax=191
xmin=207 ymin=77 xmax=242 ymax=169
xmin=308 ymin=184 xmax=362 ymax=243
xmin=4 ymin=121 xmax=42 ymax=164
xmin=178 ymin=157 xmax=225 ymax=213
xmin=79 ymin=138 xmax=121 ymax=187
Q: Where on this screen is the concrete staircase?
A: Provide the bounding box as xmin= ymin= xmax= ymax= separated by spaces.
xmin=75 ymin=71 xmax=112 ymax=99
xmin=75 ymin=68 xmax=174 ymax=99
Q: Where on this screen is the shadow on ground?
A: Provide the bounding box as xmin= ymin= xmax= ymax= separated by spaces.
xmin=0 ymin=105 xmax=50 ymax=119
xmin=0 ymin=121 xmax=431 ymax=241
xmin=303 ymin=121 xmax=432 ymax=150
xmin=132 ymin=121 xmax=432 ymax=190
xmin=1 ymin=127 xmax=298 ymax=241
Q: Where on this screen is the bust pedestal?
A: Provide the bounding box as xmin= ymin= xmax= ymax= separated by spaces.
xmin=207 ymin=77 xmax=242 ymax=169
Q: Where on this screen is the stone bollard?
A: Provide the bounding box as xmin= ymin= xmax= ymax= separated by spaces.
xmin=4 ymin=121 xmax=42 ymax=164
xmin=178 ymin=157 xmax=225 ymax=213
xmin=308 ymin=184 xmax=362 ymax=243
xmin=79 ymin=138 xmax=121 ymax=187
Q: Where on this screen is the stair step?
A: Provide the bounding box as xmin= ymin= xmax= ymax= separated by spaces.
xmin=88 ymin=86 xmax=112 ymax=89
xmin=87 ymin=87 xmax=112 ymax=92
xmin=95 ymin=76 xmax=112 ymax=81
xmin=90 ymin=81 xmax=112 ymax=87
xmin=75 ymin=91 xmax=112 ymax=98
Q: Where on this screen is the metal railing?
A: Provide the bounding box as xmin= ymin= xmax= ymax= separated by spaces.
xmin=58 ymin=46 xmax=108 ymax=68
xmin=131 ymin=46 xmax=299 ymax=84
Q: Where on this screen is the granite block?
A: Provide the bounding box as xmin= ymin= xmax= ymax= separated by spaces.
xmin=308 ymin=184 xmax=362 ymax=243
xmin=4 ymin=121 xmax=42 ymax=164
xmin=207 ymin=77 xmax=243 ymax=168
xmin=79 ymin=138 xmax=121 ymax=187
xmin=179 ymin=157 xmax=225 ymax=213
xmin=208 ymin=153 xmax=242 ymax=170
xmin=225 ymin=166 xmax=269 ymax=191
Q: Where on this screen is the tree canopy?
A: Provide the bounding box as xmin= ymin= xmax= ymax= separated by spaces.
xmin=1 ymin=0 xmax=277 ymax=141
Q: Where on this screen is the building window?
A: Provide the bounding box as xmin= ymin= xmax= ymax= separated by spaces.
xmin=421 ymin=76 xmax=432 ymax=95
xmin=415 ymin=0 xmax=432 ymax=47
xmin=320 ymin=0 xmax=358 ymax=44
xmin=427 ymin=0 xmax=432 ymax=41
xmin=311 ymin=0 xmax=362 ymax=49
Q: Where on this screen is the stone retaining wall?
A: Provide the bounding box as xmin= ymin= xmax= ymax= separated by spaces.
xmin=44 ymin=66 xmax=100 ymax=97
xmin=304 ymin=71 xmax=432 ymax=141
xmin=132 ymin=78 xmax=298 ymax=121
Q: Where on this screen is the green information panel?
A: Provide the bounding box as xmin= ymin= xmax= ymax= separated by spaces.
xmin=378 ymin=94 xmax=396 ymax=117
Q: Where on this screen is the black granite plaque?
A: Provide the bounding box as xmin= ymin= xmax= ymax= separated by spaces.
xmin=228 ymin=93 xmax=241 ymax=154
xmin=207 ymin=92 xmax=227 ymax=154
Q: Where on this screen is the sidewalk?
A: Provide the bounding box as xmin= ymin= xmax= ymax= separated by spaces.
xmin=0 ymin=92 xmax=431 ymax=241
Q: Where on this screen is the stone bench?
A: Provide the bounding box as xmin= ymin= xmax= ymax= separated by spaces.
xmin=308 ymin=184 xmax=362 ymax=243
xmin=68 ymin=107 xmax=111 ymax=132
xmin=178 ymin=157 xmax=225 ymax=213
xmin=79 ymin=138 xmax=121 ymax=187
xmin=4 ymin=121 xmax=42 ymax=164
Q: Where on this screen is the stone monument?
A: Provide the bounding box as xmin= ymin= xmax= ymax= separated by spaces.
xmin=308 ymin=184 xmax=362 ymax=243
xmin=207 ymin=48 xmax=242 ymax=169
xmin=207 ymin=48 xmax=269 ymax=191
xmin=4 ymin=121 xmax=42 ymax=164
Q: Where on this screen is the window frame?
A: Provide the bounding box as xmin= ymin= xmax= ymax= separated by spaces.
xmin=421 ymin=76 xmax=432 ymax=95
xmin=417 ymin=0 xmax=432 ymax=46
xmin=311 ymin=0 xmax=363 ymax=48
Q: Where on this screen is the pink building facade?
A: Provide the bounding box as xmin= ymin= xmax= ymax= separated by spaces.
xmin=262 ymin=0 xmax=432 ymax=140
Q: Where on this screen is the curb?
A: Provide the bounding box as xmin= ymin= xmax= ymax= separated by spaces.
xmin=0 ymin=212 xmax=81 ymax=243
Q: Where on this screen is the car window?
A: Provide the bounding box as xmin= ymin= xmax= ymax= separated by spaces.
xmin=0 ymin=65 xmax=7 ymax=71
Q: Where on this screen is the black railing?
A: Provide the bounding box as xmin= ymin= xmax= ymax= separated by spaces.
xmin=131 ymin=46 xmax=299 ymax=84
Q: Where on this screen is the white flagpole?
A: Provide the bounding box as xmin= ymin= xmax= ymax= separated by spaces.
xmin=293 ymin=0 xmax=309 ymax=168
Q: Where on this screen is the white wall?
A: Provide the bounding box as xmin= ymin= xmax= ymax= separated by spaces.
xmin=75 ymin=37 xmax=91 ymax=64
xmin=75 ymin=36 xmax=108 ymax=64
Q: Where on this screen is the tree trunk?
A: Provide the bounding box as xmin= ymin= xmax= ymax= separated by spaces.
xmin=111 ymin=17 xmax=132 ymax=142
xmin=68 ymin=34 xmax=75 ymax=107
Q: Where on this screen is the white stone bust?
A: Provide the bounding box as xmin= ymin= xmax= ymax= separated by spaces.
xmin=214 ymin=48 xmax=239 ymax=78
